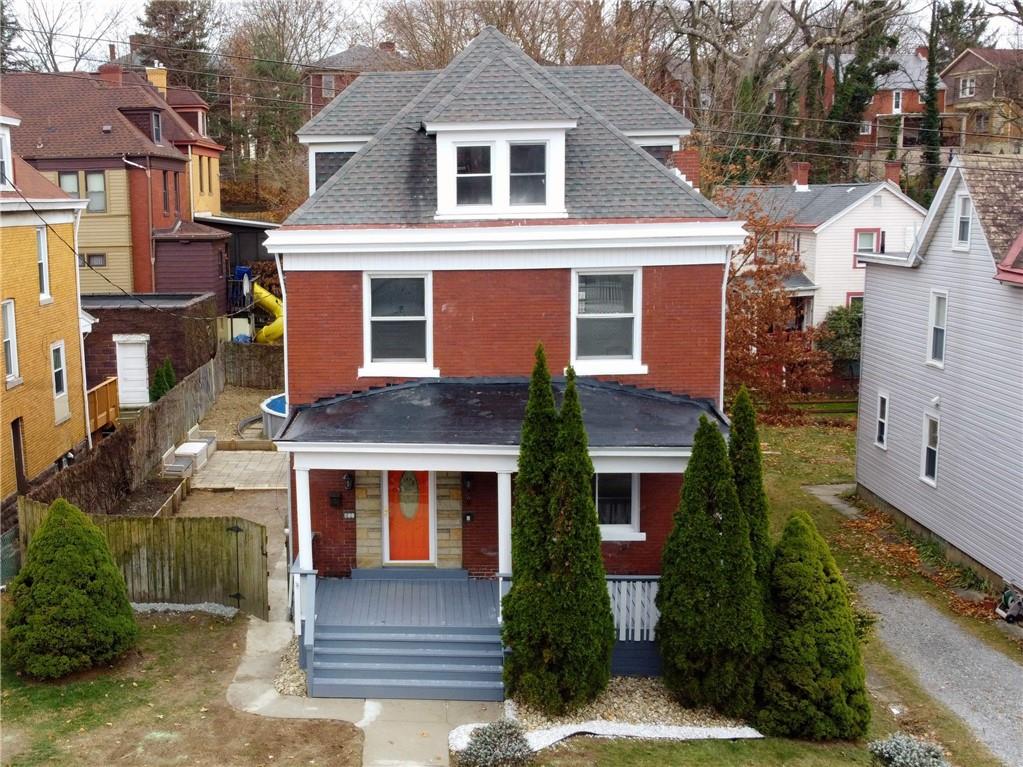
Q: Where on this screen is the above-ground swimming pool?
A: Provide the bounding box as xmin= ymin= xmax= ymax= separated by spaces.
xmin=260 ymin=394 xmax=287 ymax=438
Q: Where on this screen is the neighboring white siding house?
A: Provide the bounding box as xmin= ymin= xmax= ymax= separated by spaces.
xmin=856 ymin=158 xmax=1023 ymax=588
xmin=724 ymin=168 xmax=926 ymax=326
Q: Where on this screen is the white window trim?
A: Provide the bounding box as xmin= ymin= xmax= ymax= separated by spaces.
xmin=454 ymin=141 xmax=496 ymax=207
xmin=2 ymin=299 xmax=20 ymax=386
xmin=952 ymin=191 xmax=971 ymax=251
xmin=926 ymin=289 xmax=948 ymax=369
xmin=434 ymin=127 xmax=568 ymax=220
xmin=0 ymin=130 xmax=13 ymax=190
xmin=380 ymin=470 xmax=438 ymax=565
xmin=321 ymin=73 xmax=336 ymax=100
xmin=50 ymin=339 xmax=70 ymax=425
xmin=892 ymin=90 xmax=902 ymax=113
xmin=959 ymin=76 xmax=975 ymax=98
xmin=874 ymin=390 xmax=889 ymax=450
xmin=36 ymin=226 xmax=52 ymax=303
xmin=570 ymin=268 xmax=648 ymax=376
xmin=597 ymin=473 xmax=645 ymax=542
xmin=86 ymin=171 xmax=106 ymax=213
xmin=151 ymin=112 xmax=163 ymax=145
xmin=919 ymin=411 xmax=940 ymax=487
xmin=859 ymin=121 xmax=872 ymax=135
xmin=359 ymin=271 xmax=440 ymax=379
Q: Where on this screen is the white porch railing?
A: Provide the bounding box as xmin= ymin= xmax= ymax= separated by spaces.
xmin=497 ymin=574 xmax=660 ymax=642
xmin=291 ymin=559 xmax=317 ymax=658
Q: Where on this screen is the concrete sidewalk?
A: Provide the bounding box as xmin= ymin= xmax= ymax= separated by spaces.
xmin=192 ymin=450 xmax=289 ymax=490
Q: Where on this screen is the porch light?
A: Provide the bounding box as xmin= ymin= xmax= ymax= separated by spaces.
xmin=343 ymin=473 xmax=354 ymax=491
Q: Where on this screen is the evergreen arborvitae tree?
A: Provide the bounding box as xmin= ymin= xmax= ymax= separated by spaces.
xmin=536 ymin=369 xmax=615 ymax=712
xmin=657 ymin=417 xmax=766 ymax=718
xmin=933 ymin=0 xmax=993 ymax=69
xmin=729 ymin=386 xmax=772 ymax=599
xmin=3 ymin=500 xmax=138 ymax=679
xmin=502 ymin=344 xmax=559 ymax=703
xmin=919 ymin=2 xmax=944 ymax=204
xmin=758 ymin=512 xmax=870 ymax=740
xmin=1 ymin=3 xmax=35 ymax=73
xmin=162 ymin=358 xmax=176 ymax=389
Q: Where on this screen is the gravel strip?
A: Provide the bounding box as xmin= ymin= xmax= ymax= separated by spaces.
xmin=508 ymin=676 xmax=742 ymax=730
xmin=273 ymin=638 xmax=307 ymax=697
xmin=133 ymin=602 xmax=238 ymax=617
xmin=860 ymin=582 xmax=1023 ymax=767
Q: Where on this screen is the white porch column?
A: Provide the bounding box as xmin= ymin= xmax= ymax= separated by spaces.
xmin=497 ymin=470 xmax=513 ymax=575
xmin=295 ymin=467 xmax=313 ymax=570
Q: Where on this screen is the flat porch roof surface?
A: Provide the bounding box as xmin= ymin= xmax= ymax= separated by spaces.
xmin=278 ymin=377 xmax=726 ymax=447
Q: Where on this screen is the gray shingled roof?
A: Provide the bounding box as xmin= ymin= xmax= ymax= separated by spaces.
xmin=722 ymin=183 xmax=883 ymax=227
xmin=308 ymin=44 xmax=406 ymax=72
xmin=287 ymin=27 xmax=722 ymax=226
xmin=298 ymin=64 xmax=692 ymax=138
xmin=836 ymin=52 xmax=946 ymax=92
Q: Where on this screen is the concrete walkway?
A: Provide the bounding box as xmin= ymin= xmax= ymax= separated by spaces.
xmin=222 ymin=486 xmax=500 ymax=766
xmin=192 ymin=450 xmax=289 ymax=490
xmin=806 ymin=483 xmax=1023 ymax=766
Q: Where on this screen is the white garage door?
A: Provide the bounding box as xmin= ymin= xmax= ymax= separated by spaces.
xmin=114 ymin=334 xmax=150 ymax=408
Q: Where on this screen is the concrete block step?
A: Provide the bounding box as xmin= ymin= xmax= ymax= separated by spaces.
xmin=312 ymin=660 xmax=502 ymax=682
xmin=312 ymin=646 xmax=504 ymax=665
xmin=309 ymin=677 xmax=504 ymax=701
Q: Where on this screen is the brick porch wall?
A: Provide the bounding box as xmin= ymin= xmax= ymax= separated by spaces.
xmin=462 ymin=472 xmax=499 ymax=577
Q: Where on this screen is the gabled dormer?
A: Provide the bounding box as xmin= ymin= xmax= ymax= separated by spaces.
xmin=424 ymin=55 xmax=577 ymax=220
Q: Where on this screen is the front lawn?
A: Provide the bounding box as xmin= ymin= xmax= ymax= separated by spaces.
xmin=1 ymin=612 xmax=361 ymax=767
xmin=542 ymin=420 xmax=1003 ymax=767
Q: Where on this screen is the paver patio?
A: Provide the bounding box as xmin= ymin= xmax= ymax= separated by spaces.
xmin=191 ymin=450 xmax=289 ymax=490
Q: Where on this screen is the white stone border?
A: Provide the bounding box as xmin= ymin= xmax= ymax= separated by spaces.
xmin=132 ymin=602 xmax=239 ymax=618
xmin=449 ymin=703 xmax=763 ymax=754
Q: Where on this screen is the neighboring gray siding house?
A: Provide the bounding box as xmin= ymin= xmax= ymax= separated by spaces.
xmin=855 ymin=157 xmax=1023 ymax=588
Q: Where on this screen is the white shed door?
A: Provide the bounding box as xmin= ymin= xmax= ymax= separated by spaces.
xmin=114 ymin=335 xmax=150 ymax=407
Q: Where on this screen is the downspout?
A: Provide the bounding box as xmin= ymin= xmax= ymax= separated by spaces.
xmin=187 ymin=144 xmax=194 ymax=214
xmin=122 ymin=155 xmax=155 ymax=291
xmin=274 ymin=250 xmax=294 ymax=619
xmin=719 ymin=248 xmax=730 ymax=411
xmin=73 ymin=205 xmax=93 ymax=450
xmin=274 ymin=252 xmax=289 ymax=412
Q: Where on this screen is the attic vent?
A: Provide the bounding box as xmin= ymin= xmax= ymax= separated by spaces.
xmin=102 ymin=125 xmax=113 ymax=133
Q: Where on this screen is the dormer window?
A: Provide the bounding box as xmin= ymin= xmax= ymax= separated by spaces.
xmin=430 ymin=123 xmax=571 ymax=220
xmin=509 ymin=144 xmax=546 ymax=205
xmin=456 ymin=145 xmax=492 ymax=205
xmin=197 ymin=111 xmax=208 ymax=137
xmin=151 ymin=113 xmax=163 ymax=144
xmin=0 ymin=129 xmax=11 ymax=188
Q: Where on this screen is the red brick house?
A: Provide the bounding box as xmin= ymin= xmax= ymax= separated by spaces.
xmin=302 ymin=42 xmax=407 ymax=119
xmin=266 ymin=27 xmax=745 ymax=699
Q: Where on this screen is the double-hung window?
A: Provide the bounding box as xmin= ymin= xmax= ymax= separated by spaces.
xmin=58 ymin=171 xmax=79 ymax=197
xmin=174 ymin=172 xmax=181 ymax=214
xmin=875 ymin=391 xmax=889 ymax=449
xmin=572 ymin=270 xmax=645 ymax=375
xmin=151 ymin=112 xmax=163 ymax=144
xmin=455 ymin=145 xmax=492 ymax=205
xmin=593 ymin=473 xmax=644 ymax=541
xmin=322 ymin=74 xmax=336 ymax=99
xmin=2 ymin=300 xmax=18 ymax=383
xmin=927 ymin=290 xmax=947 ymax=366
xmin=36 ymin=226 xmax=50 ymax=300
xmin=954 ymin=193 xmax=971 ymax=248
xmin=959 ymin=77 xmax=975 ymax=98
xmin=361 ymin=274 xmax=437 ymax=377
xmin=0 ymin=130 xmax=11 ymax=188
xmin=921 ymin=413 xmax=939 ymax=484
xmin=509 ymin=144 xmax=546 ymax=205
xmin=162 ymin=170 xmax=170 ymax=213
xmin=854 ymin=228 xmax=879 ymax=268
xmin=892 ymin=90 xmax=903 ymax=112
xmin=85 ymin=171 xmax=106 ymax=212
xmin=51 ymin=340 xmax=69 ymax=424
xmin=859 ymin=121 xmax=872 ymax=135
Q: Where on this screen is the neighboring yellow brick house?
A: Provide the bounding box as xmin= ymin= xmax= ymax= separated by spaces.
xmin=1 ymin=105 xmax=91 ymax=502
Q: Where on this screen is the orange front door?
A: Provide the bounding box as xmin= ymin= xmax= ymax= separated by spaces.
xmin=387 ymin=471 xmax=431 ymax=561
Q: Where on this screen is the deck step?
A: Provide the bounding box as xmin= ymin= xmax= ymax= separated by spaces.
xmin=314 ymin=623 xmax=501 ymax=638
xmin=313 ymin=646 xmax=504 ymax=664
xmin=350 ymin=568 xmax=469 ymax=581
xmin=309 ymin=677 xmax=504 ymax=701
xmin=312 ymin=660 xmax=502 ymax=682
xmin=314 ymin=633 xmax=500 ymax=653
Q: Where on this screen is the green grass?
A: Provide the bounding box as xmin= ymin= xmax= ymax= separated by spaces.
xmin=542 ymin=737 xmax=874 ymax=766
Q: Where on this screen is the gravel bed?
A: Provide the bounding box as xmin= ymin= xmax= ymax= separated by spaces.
xmin=133 ymin=602 xmax=238 ymax=617
xmin=508 ymin=676 xmax=743 ymax=730
xmin=273 ymin=638 xmax=307 ymax=697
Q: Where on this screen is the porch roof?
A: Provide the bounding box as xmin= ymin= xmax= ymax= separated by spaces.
xmin=277 ymin=377 xmax=726 ymax=449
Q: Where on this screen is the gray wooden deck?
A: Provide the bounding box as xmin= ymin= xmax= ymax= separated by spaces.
xmin=316 ymin=572 xmax=499 ymax=628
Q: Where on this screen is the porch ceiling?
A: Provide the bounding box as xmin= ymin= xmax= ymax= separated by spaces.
xmin=277 ymin=377 xmax=725 ymax=449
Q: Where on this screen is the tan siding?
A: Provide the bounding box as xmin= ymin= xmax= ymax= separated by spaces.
xmin=78 ymin=248 xmax=133 ymax=293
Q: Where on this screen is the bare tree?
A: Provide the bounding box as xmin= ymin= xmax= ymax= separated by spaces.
xmin=18 ymin=0 xmax=124 ymax=71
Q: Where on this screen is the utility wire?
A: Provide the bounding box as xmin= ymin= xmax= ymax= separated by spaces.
xmin=1 ymin=170 xmax=260 ymax=322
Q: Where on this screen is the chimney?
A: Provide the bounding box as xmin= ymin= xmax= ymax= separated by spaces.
xmin=146 ymin=65 xmax=168 ymax=96
xmin=791 ymin=161 xmax=811 ymax=188
xmin=378 ymin=41 xmax=396 ymax=53
xmin=97 ymin=63 xmax=123 ymax=87
xmin=884 ymin=160 xmax=903 ymax=186
xmin=108 ymin=43 xmax=116 ymax=62
xmin=670 ymin=147 xmax=701 ymax=191
xmin=916 ymin=45 xmax=929 ymax=60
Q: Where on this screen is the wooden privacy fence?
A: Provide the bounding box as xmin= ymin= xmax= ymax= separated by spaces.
xmin=18 ymin=498 xmax=269 ymax=620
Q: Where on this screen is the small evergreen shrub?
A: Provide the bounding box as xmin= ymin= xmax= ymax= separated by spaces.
xmin=868 ymin=733 xmax=950 ymax=767
xmin=149 ymin=359 xmax=177 ymax=401
xmin=459 ymin=720 xmax=533 ymax=767
xmin=657 ymin=416 xmax=766 ymax=718
xmin=757 ymin=511 xmax=870 ymax=740
xmin=3 ymin=499 xmax=138 ymax=679
xmin=729 ymin=385 xmax=773 ymax=600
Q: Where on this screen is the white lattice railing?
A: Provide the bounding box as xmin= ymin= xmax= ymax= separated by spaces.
xmin=607 ymin=576 xmax=660 ymax=642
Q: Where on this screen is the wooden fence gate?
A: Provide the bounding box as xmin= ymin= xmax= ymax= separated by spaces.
xmin=18 ymin=498 xmax=269 ymax=620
